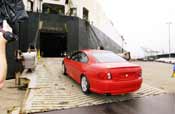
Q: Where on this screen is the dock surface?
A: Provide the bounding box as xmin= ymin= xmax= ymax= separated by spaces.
xmin=0 ymin=80 xmax=25 ymax=114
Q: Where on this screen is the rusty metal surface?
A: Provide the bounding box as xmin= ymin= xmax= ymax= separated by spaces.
xmin=36 ymin=93 xmax=175 ymax=114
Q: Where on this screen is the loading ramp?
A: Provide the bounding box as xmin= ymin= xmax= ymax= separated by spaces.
xmin=15 ymin=58 xmax=166 ymax=114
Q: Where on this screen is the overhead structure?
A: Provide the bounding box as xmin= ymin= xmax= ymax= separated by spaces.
xmin=6 ymin=0 xmax=124 ymax=79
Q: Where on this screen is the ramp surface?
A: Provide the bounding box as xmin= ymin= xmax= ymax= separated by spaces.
xmin=36 ymin=93 xmax=175 ymax=114
xmin=21 ymin=58 xmax=166 ymax=114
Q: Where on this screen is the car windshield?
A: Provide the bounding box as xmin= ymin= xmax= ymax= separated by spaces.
xmin=92 ymin=51 xmax=127 ymax=63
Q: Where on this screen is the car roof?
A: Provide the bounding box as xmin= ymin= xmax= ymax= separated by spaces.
xmin=79 ymin=49 xmax=113 ymax=63
xmin=80 ymin=49 xmax=112 ymax=54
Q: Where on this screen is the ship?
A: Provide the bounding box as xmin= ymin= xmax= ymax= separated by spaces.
xmin=6 ymin=0 xmax=124 ymax=79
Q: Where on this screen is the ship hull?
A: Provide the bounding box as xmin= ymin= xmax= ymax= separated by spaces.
xmin=6 ymin=12 xmax=122 ymax=79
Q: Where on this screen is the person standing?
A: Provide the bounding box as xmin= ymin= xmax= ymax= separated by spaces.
xmin=0 ymin=33 xmax=7 ymax=88
xmin=0 ymin=21 xmax=12 ymax=88
xmin=0 ymin=0 xmax=28 ymax=89
xmin=172 ymin=64 xmax=175 ymax=78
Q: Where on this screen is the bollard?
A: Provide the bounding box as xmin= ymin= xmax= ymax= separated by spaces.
xmin=37 ymin=49 xmax=41 ymax=61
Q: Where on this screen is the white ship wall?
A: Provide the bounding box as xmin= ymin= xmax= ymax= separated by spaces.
xmin=23 ymin=0 xmax=123 ymax=48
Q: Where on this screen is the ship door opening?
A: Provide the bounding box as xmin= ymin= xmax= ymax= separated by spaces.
xmin=40 ymin=32 xmax=67 ymax=57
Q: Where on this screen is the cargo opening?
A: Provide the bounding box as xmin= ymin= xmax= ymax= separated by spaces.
xmin=42 ymin=3 xmax=65 ymax=15
xmin=40 ymin=32 xmax=67 ymax=57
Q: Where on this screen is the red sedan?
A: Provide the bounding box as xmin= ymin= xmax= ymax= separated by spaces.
xmin=62 ymin=50 xmax=142 ymax=95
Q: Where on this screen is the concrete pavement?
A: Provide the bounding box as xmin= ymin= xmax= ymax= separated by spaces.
xmin=0 ymin=80 xmax=25 ymax=114
xmin=135 ymin=61 xmax=175 ymax=92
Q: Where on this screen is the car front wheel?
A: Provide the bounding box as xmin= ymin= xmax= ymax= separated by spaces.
xmin=81 ymin=76 xmax=90 ymax=94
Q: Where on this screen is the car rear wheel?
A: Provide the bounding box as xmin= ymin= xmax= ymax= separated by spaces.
xmin=62 ymin=62 xmax=67 ymax=75
xmin=81 ymin=76 xmax=90 ymax=94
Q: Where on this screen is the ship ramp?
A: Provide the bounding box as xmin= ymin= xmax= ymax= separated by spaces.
xmin=13 ymin=58 xmax=166 ymax=114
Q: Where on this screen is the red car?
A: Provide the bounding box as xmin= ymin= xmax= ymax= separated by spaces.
xmin=62 ymin=50 xmax=142 ymax=95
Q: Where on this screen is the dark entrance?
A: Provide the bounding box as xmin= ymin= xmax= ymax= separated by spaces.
xmin=40 ymin=32 xmax=67 ymax=57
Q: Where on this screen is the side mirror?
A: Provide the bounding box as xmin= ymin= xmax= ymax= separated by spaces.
xmin=67 ymin=55 xmax=71 ymax=59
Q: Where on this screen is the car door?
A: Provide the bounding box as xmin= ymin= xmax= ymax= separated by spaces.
xmin=72 ymin=52 xmax=89 ymax=83
xmin=66 ymin=52 xmax=80 ymax=80
xmin=65 ymin=52 xmax=79 ymax=78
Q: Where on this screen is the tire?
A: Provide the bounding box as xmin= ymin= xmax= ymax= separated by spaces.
xmin=62 ymin=62 xmax=67 ymax=75
xmin=81 ymin=76 xmax=90 ymax=94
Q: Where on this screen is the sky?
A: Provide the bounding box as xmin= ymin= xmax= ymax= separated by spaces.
xmin=98 ymin=0 xmax=175 ymax=58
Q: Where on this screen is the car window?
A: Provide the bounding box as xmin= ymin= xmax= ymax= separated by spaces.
xmin=70 ymin=52 xmax=88 ymax=63
xmin=92 ymin=51 xmax=126 ymax=63
xmin=71 ymin=52 xmax=80 ymax=61
xmin=79 ymin=52 xmax=88 ymax=63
